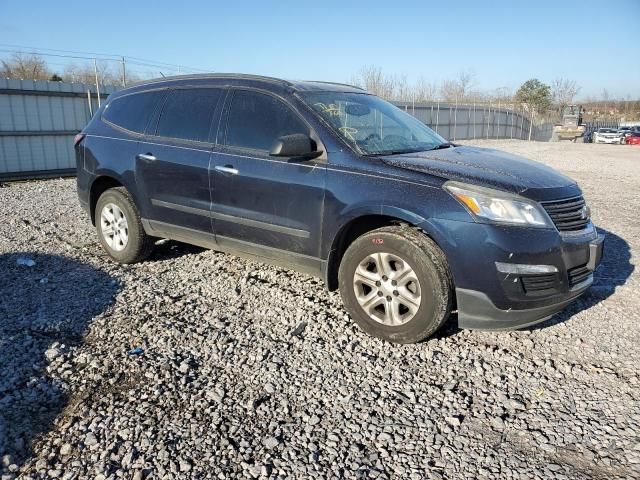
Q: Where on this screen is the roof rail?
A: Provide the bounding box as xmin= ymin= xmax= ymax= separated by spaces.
xmin=128 ymin=73 xmax=294 ymax=88
xmin=301 ymin=80 xmax=365 ymax=91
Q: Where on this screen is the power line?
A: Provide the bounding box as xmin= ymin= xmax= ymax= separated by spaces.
xmin=0 ymin=43 xmax=212 ymax=73
xmin=0 ymin=48 xmax=112 ymax=62
xmin=0 ymin=43 xmax=122 ymax=59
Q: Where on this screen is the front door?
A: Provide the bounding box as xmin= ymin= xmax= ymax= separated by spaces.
xmin=136 ymin=87 xmax=223 ymax=235
xmin=211 ymin=89 xmax=326 ymax=259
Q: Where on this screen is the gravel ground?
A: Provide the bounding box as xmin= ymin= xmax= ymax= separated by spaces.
xmin=0 ymin=140 xmax=638 ymax=480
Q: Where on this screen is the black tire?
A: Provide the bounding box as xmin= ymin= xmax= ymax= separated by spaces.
xmin=338 ymin=225 xmax=453 ymax=344
xmin=95 ymin=187 xmax=154 ymax=264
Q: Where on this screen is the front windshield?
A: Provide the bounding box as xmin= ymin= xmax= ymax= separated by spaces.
xmin=301 ymin=91 xmax=446 ymax=155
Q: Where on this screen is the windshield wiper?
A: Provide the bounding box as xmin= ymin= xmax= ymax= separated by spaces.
xmin=366 ymin=143 xmax=456 ymax=156
xmin=365 ymin=148 xmax=427 ymax=156
xmin=429 ymin=142 xmax=455 ymax=150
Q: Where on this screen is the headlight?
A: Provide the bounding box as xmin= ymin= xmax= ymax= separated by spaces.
xmin=444 ymin=181 xmax=553 ymax=228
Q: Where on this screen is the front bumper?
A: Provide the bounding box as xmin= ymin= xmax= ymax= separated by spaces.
xmin=456 ymin=233 xmax=604 ymax=330
xmin=423 ymin=217 xmax=605 ymax=330
xmin=595 ymin=137 xmax=622 ymax=144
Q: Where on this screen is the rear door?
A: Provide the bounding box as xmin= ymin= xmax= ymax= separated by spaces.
xmin=211 ymin=88 xmax=326 ymax=259
xmin=90 ymin=89 xmax=165 ymax=206
xmin=136 ymin=87 xmax=223 ymax=235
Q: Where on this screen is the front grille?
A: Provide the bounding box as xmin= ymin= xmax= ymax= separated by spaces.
xmin=541 ymin=196 xmax=590 ymax=232
xmin=521 ymin=273 xmax=558 ymax=294
xmin=568 ymin=264 xmax=592 ymax=287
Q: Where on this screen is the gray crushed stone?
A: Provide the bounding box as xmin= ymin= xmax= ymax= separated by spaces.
xmin=0 ymin=140 xmax=638 ymax=479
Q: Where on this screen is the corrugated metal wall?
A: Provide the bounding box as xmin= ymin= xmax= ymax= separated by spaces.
xmin=0 ymin=79 xmax=116 ymax=179
xmin=0 ymin=80 xmax=550 ymax=180
xmin=393 ymin=101 xmax=541 ymax=141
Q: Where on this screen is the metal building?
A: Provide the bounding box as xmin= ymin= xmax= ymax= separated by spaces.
xmin=0 ymin=78 xmax=114 ymax=180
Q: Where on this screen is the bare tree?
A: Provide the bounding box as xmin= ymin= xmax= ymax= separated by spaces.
xmin=486 ymin=87 xmax=513 ymax=104
xmin=439 ymin=79 xmax=460 ymax=102
xmin=414 ymin=76 xmax=438 ymax=102
xmin=456 ymin=70 xmax=475 ymax=99
xmin=0 ymin=53 xmax=51 ymax=80
xmin=551 ymin=78 xmax=581 ymax=110
xmin=352 ymin=66 xmax=456 ymax=102
xmin=439 ymin=70 xmax=476 ymax=101
xmin=393 ymin=74 xmax=411 ymax=101
xmin=63 ymin=61 xmax=122 ymax=86
xmin=601 ymin=88 xmax=611 ymax=113
xmin=350 ymin=65 xmax=397 ymax=99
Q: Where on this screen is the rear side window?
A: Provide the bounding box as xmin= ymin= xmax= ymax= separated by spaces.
xmin=102 ymin=91 xmax=161 ymax=133
xmin=156 ymin=88 xmax=222 ymax=142
xmin=226 ymin=90 xmax=309 ymax=151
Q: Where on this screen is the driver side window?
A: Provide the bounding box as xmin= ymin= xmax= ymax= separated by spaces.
xmin=226 ymin=90 xmax=309 ymax=152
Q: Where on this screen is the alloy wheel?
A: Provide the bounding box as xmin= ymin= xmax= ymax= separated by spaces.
xmin=100 ymin=203 xmax=129 ymax=251
xmin=352 ymin=252 xmax=422 ymax=326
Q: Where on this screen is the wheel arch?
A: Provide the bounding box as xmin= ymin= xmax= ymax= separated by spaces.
xmin=324 ymin=206 xmax=441 ymax=291
xmin=89 ymin=175 xmax=125 ymax=225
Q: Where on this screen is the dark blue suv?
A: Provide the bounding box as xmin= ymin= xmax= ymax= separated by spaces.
xmin=75 ymin=74 xmax=604 ymax=343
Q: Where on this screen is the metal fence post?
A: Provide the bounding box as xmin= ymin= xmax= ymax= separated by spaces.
xmin=453 ymin=96 xmax=458 ymax=141
xmin=435 ymin=102 xmax=440 ymax=135
xmin=473 ymin=102 xmax=476 ymax=139
xmin=486 ymin=104 xmax=490 ymax=139
xmin=510 ymin=106 xmax=515 ymax=139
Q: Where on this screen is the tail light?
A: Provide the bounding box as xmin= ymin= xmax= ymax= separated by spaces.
xmin=74 ymin=133 xmax=85 ymax=147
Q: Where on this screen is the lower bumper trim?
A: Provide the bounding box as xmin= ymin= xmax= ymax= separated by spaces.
xmin=456 ymin=287 xmax=588 ymax=330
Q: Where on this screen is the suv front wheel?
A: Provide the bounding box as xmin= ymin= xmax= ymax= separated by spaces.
xmin=338 ymin=226 xmax=453 ymax=344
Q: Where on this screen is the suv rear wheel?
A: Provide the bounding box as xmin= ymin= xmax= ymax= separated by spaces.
xmin=338 ymin=226 xmax=453 ymax=343
xmin=95 ymin=187 xmax=154 ymax=264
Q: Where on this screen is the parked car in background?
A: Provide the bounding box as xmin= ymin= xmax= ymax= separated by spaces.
xmin=618 ymin=127 xmax=632 ymax=144
xmin=625 ymin=132 xmax=640 ymax=145
xmin=593 ymin=128 xmax=623 ymax=144
xmin=74 ymin=74 xmax=604 ymax=344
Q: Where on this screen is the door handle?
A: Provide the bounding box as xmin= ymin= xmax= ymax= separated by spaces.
xmin=215 ymin=165 xmax=239 ymax=175
xmin=137 ymin=153 xmax=156 ymax=162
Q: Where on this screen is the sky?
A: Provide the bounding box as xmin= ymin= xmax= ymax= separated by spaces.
xmin=1 ymin=0 xmax=639 ymax=99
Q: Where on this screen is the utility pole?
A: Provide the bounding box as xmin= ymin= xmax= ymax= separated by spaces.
xmin=93 ymin=58 xmax=101 ymax=107
xmin=121 ymin=57 xmax=126 ymax=87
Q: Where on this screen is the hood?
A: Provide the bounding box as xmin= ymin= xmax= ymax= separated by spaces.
xmin=380 ymin=145 xmax=580 ymax=201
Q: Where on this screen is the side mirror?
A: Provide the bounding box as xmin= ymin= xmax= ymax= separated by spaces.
xmin=270 ymin=134 xmax=322 ymax=159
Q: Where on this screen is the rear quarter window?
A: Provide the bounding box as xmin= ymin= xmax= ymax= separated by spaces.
xmin=102 ymin=91 xmax=162 ymax=133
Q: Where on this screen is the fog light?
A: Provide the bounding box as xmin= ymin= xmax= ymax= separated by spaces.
xmin=495 ymin=262 xmax=558 ymax=274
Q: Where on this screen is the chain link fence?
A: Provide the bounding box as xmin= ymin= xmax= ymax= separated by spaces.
xmin=392 ymin=101 xmax=557 ymax=142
